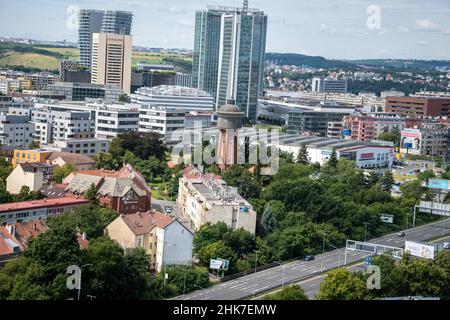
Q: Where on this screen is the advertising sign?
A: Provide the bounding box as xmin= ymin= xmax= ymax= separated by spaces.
xmin=209 ymin=259 xmax=223 ymax=270
xmin=216 ymin=258 xmax=229 ymax=271
xmin=427 ymin=178 xmax=450 ymax=190
xmin=405 ymin=241 xmax=435 ymax=260
xmin=400 ymin=129 xmax=421 ymax=155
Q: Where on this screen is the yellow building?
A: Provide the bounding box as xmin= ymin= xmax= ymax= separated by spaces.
xmin=12 ymin=149 xmax=52 ymax=168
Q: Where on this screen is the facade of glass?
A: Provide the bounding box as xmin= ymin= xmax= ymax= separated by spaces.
xmin=192 ymin=6 xmax=267 ymax=121
xmin=78 ymin=10 xmax=133 ymax=68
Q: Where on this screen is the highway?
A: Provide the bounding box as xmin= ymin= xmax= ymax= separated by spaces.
xmin=172 ymin=218 xmax=450 ymax=300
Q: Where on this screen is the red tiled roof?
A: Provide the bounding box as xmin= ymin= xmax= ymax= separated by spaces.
xmin=74 ymin=169 xmax=119 ymax=177
xmin=0 ymin=226 xmax=21 ymax=256
xmin=153 ymin=211 xmax=175 ymax=229
xmin=76 ymin=233 xmax=89 ymax=249
xmin=13 ymin=220 xmax=47 ymax=248
xmin=0 ymin=198 xmax=89 ymax=213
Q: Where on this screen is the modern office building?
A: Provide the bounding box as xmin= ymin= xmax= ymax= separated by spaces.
xmin=326 ymin=121 xmax=343 ymax=138
xmin=175 ymin=73 xmax=192 ymax=88
xmin=385 ymin=96 xmax=450 ymax=117
xmin=48 ymin=82 xmax=123 ymax=101
xmin=131 ymin=85 xmax=214 ymax=112
xmin=30 ymin=105 xmax=91 ymax=144
xmin=400 ymin=125 xmax=448 ymax=157
xmin=100 ymin=10 xmax=133 ymax=34
xmin=192 ymin=2 xmax=267 ymax=120
xmin=91 ymin=33 xmax=132 ymax=94
xmin=41 ymin=137 xmax=109 ymax=157
xmin=138 ymin=105 xmax=185 ymax=144
xmin=286 ymin=101 xmax=355 ymax=136
xmin=0 ymin=113 xmax=34 ymax=148
xmin=312 ymin=77 xmax=348 ymax=93
xmin=92 ymin=103 xmax=139 ymax=139
xmin=78 ymin=9 xmax=132 ymax=67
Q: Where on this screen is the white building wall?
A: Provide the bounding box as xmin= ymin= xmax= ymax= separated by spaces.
xmin=156 ymin=222 xmax=193 ymax=272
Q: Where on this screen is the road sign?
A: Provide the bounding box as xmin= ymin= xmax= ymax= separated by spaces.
xmin=417 ymin=201 xmax=450 ymax=217
xmin=380 ymin=214 xmax=394 ymax=224
xmin=209 ymin=259 xmax=223 ymax=270
xmin=216 ymin=258 xmax=229 ymax=271
xmin=364 ymin=256 xmax=372 ymax=266
xmin=405 ymin=241 xmax=435 ymax=260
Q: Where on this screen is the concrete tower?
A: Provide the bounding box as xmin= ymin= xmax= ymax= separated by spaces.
xmin=216 ymin=104 xmax=244 ymax=171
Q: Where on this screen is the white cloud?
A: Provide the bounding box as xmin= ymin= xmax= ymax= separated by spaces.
xmin=415 ymin=19 xmax=441 ymax=32
xmin=319 ymin=24 xmax=337 ymax=33
xmin=397 ymin=26 xmax=410 ymax=33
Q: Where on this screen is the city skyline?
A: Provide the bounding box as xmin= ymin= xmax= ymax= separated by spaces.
xmin=1 ymin=0 xmax=450 ymax=60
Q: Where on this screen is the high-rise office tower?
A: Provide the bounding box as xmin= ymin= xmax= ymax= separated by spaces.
xmin=91 ymin=33 xmax=132 ymax=94
xmin=78 ymin=10 xmax=133 ymax=67
xmin=78 ymin=9 xmax=104 ymax=67
xmin=192 ymin=1 xmax=267 ymax=121
xmin=101 ymin=10 xmax=133 ymax=34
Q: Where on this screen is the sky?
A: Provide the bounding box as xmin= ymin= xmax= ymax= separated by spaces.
xmin=1 ymin=0 xmax=450 ymax=60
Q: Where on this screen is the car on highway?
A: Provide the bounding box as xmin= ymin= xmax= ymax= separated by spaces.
xmin=396 ymin=231 xmax=406 ymax=237
xmin=443 ymin=242 xmax=450 ymax=249
xmin=164 ymin=205 xmax=173 ymax=214
xmin=304 ymin=255 xmax=315 ymax=261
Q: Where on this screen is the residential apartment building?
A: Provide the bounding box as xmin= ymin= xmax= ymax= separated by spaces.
xmin=0 ymin=113 xmax=34 ymax=147
xmin=12 ymin=149 xmax=52 ymax=167
xmin=312 ymin=77 xmax=348 ymax=93
xmin=177 ymin=166 xmax=256 ymax=234
xmin=132 ymin=85 xmax=214 ymax=113
xmin=0 ymin=198 xmax=89 ymax=225
xmin=326 ymin=121 xmax=343 ymax=138
xmin=385 ymin=96 xmax=450 ymax=117
xmin=91 ymin=33 xmax=132 ymax=94
xmin=6 ymin=162 xmax=55 ymax=194
xmin=105 ymin=211 xmax=193 ymax=272
xmin=192 ymin=4 xmax=267 ymax=120
xmin=342 ymin=114 xmax=406 ymax=142
xmin=63 ymin=165 xmax=152 ymax=214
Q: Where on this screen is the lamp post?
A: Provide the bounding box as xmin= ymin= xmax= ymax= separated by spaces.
xmin=193 ymin=284 xmax=207 ymax=300
xmin=329 ymin=244 xmax=342 ymax=268
xmin=320 ymin=233 xmax=327 ymax=273
xmin=274 ymin=261 xmax=286 ymax=289
xmin=363 ymin=222 xmax=370 ymax=242
xmin=78 ymin=264 xmax=92 ymax=301
xmin=253 ymin=250 xmax=260 ymax=296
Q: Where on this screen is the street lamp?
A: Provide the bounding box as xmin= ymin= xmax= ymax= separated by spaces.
xmin=193 ymin=284 xmax=207 ymax=300
xmin=273 ymin=261 xmax=286 ymax=289
xmin=253 ymin=250 xmax=260 ymax=296
xmin=78 ymin=264 xmax=92 ymax=301
xmin=320 ymin=233 xmax=327 ymax=273
xmin=329 ymin=244 xmax=342 ymax=268
xmin=363 ymin=222 xmax=370 ymax=242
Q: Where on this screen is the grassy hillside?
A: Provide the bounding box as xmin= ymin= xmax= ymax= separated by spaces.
xmin=0 ymin=42 xmax=192 ymax=74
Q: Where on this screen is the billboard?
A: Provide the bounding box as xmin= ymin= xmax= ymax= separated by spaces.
xmin=380 ymin=214 xmax=394 ymax=224
xmin=427 ymin=178 xmax=450 ymax=190
xmin=405 ymin=241 xmax=435 ymax=260
xmin=400 ymin=129 xmax=421 ymax=155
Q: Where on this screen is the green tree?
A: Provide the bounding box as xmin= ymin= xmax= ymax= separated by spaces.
xmin=94 ymin=151 xmax=118 ymax=170
xmin=377 ymin=130 xmax=401 ymax=147
xmin=380 ymin=170 xmax=395 ymax=192
xmin=28 ymin=140 xmax=40 ymax=149
xmin=157 ymin=265 xmax=209 ymax=297
xmin=264 ymin=284 xmax=309 ymax=300
xmin=327 ymin=148 xmax=338 ymax=168
xmin=14 ymin=185 xmax=44 ymax=202
xmin=296 ymin=144 xmax=309 ymax=164
xmin=316 ymin=268 xmax=368 ymax=300
xmin=109 ymin=131 xmax=166 ymax=161
xmin=53 ymin=163 xmax=77 ymax=183
xmin=84 ymin=183 xmax=99 ymax=204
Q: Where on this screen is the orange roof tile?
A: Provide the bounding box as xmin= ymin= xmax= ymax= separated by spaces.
xmin=0 ymin=198 xmax=89 ymax=213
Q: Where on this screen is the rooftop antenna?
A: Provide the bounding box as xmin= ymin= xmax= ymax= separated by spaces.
xmin=243 ymin=0 xmax=248 ymax=12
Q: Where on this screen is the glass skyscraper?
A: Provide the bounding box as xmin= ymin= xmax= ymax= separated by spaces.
xmin=78 ymin=9 xmax=133 ymax=67
xmin=192 ymin=2 xmax=267 ymax=121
